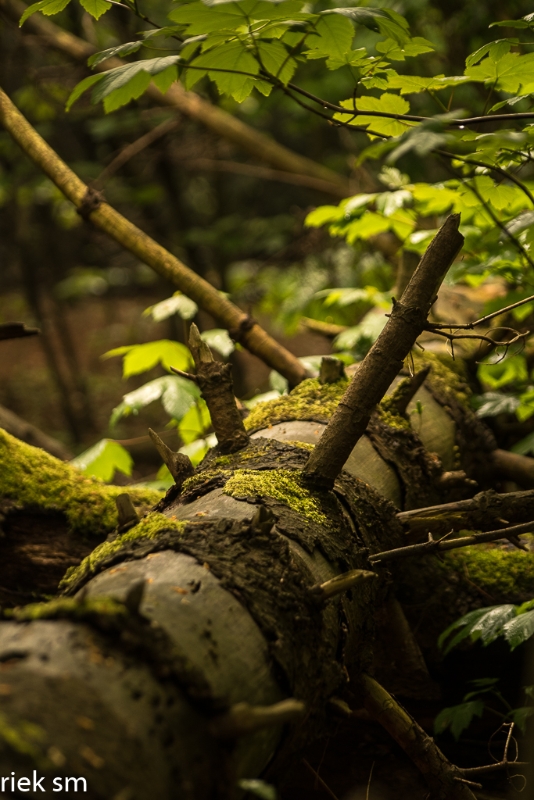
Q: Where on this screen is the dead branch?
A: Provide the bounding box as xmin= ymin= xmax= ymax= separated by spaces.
xmin=303 ymin=215 xmax=464 ymax=489
xmin=360 ymin=674 xmax=478 ymax=800
xmin=0 ymin=321 xmax=39 ymax=340
xmin=397 ymin=488 xmax=534 ymax=542
xmin=369 ymin=520 xmax=534 ymax=564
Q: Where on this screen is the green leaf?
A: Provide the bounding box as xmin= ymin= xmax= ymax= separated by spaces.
xmin=375 ymin=36 xmax=434 ymax=61
xmin=200 ymin=329 xmax=235 ymax=359
xmin=325 ymin=7 xmax=410 ymax=44
xmin=434 ymin=701 xmax=484 ymax=740
xmin=103 ymin=340 xmax=193 ymax=377
xmin=438 ymin=605 xmax=515 ymax=655
xmin=93 ymin=57 xmax=183 ymax=112
xmin=511 ymin=431 xmax=534 ymax=455
xmin=466 ymin=39 xmax=516 ymax=68
xmin=110 ymin=376 xmax=200 ymax=426
xmin=187 ymin=41 xmax=259 ymax=101
xmin=465 ymin=51 xmax=534 ymax=94
xmin=508 ymin=706 xmax=534 ymax=733
xmin=19 ymin=0 xmax=71 ymax=26
xmin=66 ymin=73 xmax=104 ymax=111
xmin=79 ymin=0 xmax=111 ymax=21
xmin=87 ymin=42 xmax=143 ymax=68
xmin=144 ymin=293 xmax=198 ymax=322
xmin=306 ymin=15 xmax=354 ymax=70
xmin=257 ymin=40 xmax=296 ymax=84
xmin=503 ymin=610 xmax=534 ymax=650
xmin=336 ymin=93 xmax=412 ymax=138
xmin=70 ymin=439 xmax=133 ymax=482
xmin=305 ymin=205 xmax=345 ymax=227
xmin=179 ymin=399 xmax=211 ymax=444
xmin=387 ymin=74 xmax=470 ymax=95
xmin=478 ymin=354 xmax=528 ymax=390
xmin=333 ymin=313 xmax=387 ymax=352
xmin=474 ymin=392 xmax=520 ymax=418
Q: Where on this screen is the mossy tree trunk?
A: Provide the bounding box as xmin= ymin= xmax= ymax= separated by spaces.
xmin=0 ymin=357 xmax=531 ymax=800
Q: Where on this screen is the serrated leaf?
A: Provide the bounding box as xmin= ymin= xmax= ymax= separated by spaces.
xmin=387 ymin=74 xmax=470 ymax=95
xmin=434 ymin=701 xmax=484 ymax=740
xmin=200 ymin=329 xmax=235 ymax=358
xmin=144 ymin=293 xmax=198 ymax=322
xmin=87 ymin=42 xmax=143 ymax=68
xmin=66 ymin=73 xmax=104 ymax=111
xmin=478 ymin=354 xmax=528 ymax=389
xmin=109 ymin=376 xmax=200 ymax=426
xmin=376 ymin=36 xmax=434 ymax=61
xmin=305 ymin=14 xmax=354 ymax=70
xmin=103 ymin=340 xmax=192 ymax=377
xmin=438 ymin=606 xmax=505 ymax=653
xmin=71 ymin=439 xmax=132 ymax=482
xmin=79 ymin=0 xmax=111 ymax=20
xmin=92 ymin=56 xmax=182 ymax=110
xmin=305 ymin=205 xmax=344 ymax=227
xmin=257 ymin=40 xmax=296 ymax=84
xmin=466 ymin=39 xmax=516 ymax=68
xmin=474 ymin=392 xmax=520 ymax=418
xmin=471 ymin=605 xmax=517 ymax=645
xmin=465 ymin=51 xmax=534 ymax=94
xmin=509 ymin=706 xmax=534 ymax=733
xmin=503 ymin=610 xmax=534 ymax=650
xmin=336 ymin=93 xmax=411 ymax=138
xmin=179 ymin=399 xmax=211 ymax=444
xmin=187 ymin=41 xmax=259 ymax=101
xmin=325 ymin=7 xmax=410 ymax=44
xmin=19 ymin=0 xmax=71 ymax=26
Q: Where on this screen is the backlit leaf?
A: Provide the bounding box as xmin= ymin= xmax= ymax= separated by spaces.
xmin=71 ymin=439 xmax=132 ymax=482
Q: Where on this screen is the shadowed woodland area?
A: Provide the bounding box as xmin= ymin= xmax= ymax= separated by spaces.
xmin=2 ymin=0 xmax=534 ymax=798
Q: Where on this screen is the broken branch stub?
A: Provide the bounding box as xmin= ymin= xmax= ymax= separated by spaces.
xmin=303 ymin=215 xmax=464 ymax=489
xmin=148 ymin=428 xmax=194 ymax=488
xmin=188 ymin=324 xmax=249 ymax=454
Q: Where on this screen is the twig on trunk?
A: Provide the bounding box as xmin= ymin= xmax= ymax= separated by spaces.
xmin=209 ymin=699 xmax=305 ymax=739
xmin=303 ymin=215 xmax=464 ymax=489
xmin=397 ymin=488 xmax=534 ymax=541
xmin=459 ymin=723 xmax=528 ymax=778
xmin=148 ymin=428 xmax=194 ymax=487
xmin=369 ymin=520 xmax=534 ymax=564
xmin=188 ymin=324 xmax=249 ymax=454
xmin=309 ymin=568 xmax=376 ymax=601
xmin=360 ymin=674 xmax=478 ymax=800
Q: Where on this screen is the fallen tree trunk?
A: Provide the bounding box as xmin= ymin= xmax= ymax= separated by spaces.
xmin=0 ymin=357 xmax=531 ymax=798
xmin=1 ymin=219 xmax=533 ymax=799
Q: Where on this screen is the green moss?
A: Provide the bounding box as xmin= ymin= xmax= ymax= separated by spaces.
xmin=285 ymin=441 xmax=315 ymax=451
xmin=445 ymin=546 xmax=534 ymax=598
xmin=60 ymin=512 xmax=186 ymax=590
xmin=376 ymin=405 xmax=411 ymax=431
xmin=224 ymin=469 xmax=327 ymax=524
xmin=8 ymin=596 xmax=127 ymax=622
xmin=181 ymin=469 xmax=228 ymax=495
xmin=0 ymin=430 xmax=161 ymax=537
xmin=212 ymin=455 xmax=232 ymax=467
xmin=244 ymin=378 xmax=348 ymax=431
xmin=412 ymin=352 xmax=470 ymax=406
xmin=0 ymin=713 xmax=48 ymax=768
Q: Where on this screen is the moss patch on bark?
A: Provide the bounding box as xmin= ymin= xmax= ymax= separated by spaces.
xmin=244 ymin=378 xmax=348 ymax=431
xmin=0 ymin=430 xmax=161 ymax=537
xmin=223 ymin=469 xmax=328 ymax=525
xmin=60 ymin=512 xmax=186 ymax=590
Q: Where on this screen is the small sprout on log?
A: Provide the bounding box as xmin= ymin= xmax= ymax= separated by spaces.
xmin=115 ymin=493 xmax=139 ymax=533
xmin=209 ymin=699 xmax=306 ymax=739
xmin=437 ymin=470 xmax=478 ymax=489
xmin=319 ymin=356 xmax=346 ymax=385
xmin=384 ymin=365 xmax=431 ymax=417
xmin=169 ymin=366 xmax=198 ymax=383
xmin=188 ymin=323 xmax=249 ymax=454
xmin=310 ymin=569 xmax=377 ymax=601
xmin=251 ymin=505 xmax=275 ymax=534
xmin=148 ymin=428 xmax=194 ymax=486
xmin=123 ymin=580 xmax=145 ymax=615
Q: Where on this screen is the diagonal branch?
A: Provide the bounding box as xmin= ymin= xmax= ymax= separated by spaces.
xmin=303 ymin=215 xmax=464 ymax=489
xmin=0 ymin=85 xmax=308 ymax=387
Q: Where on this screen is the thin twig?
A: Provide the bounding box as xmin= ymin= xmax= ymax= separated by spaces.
xmin=302 ymin=759 xmax=340 ymax=800
xmin=369 ymin=520 xmax=534 ymax=564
